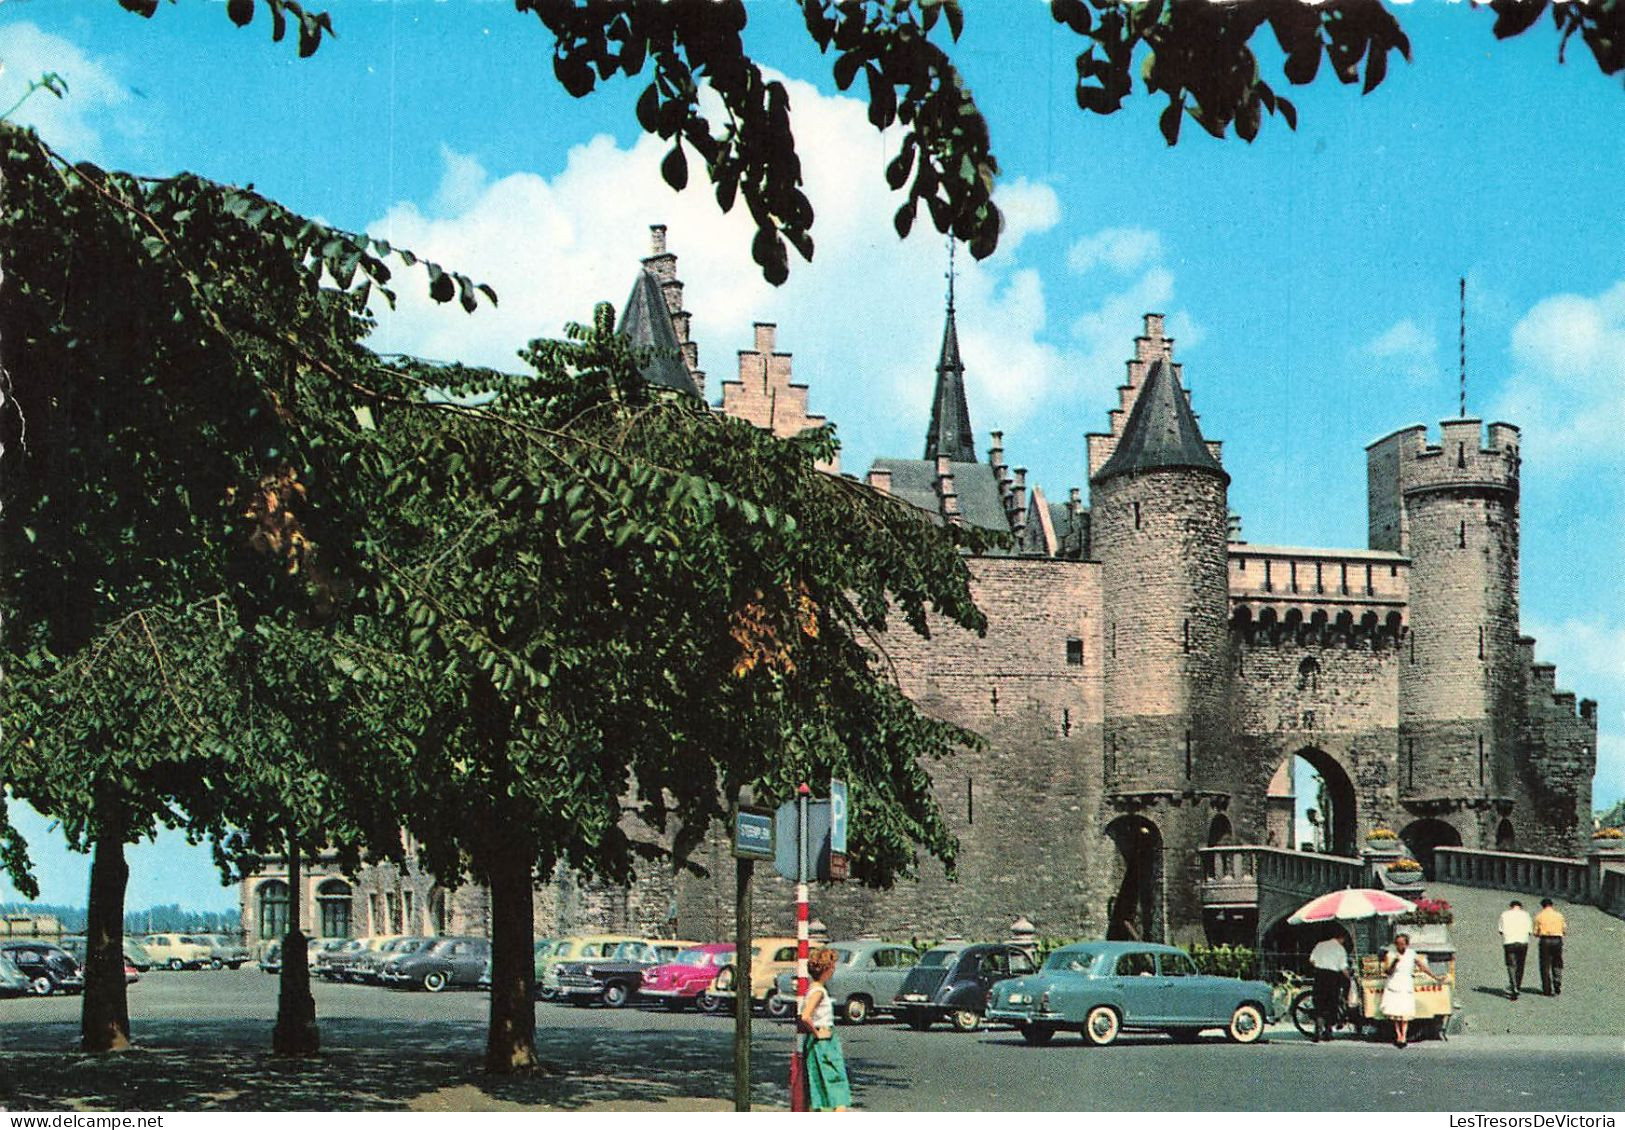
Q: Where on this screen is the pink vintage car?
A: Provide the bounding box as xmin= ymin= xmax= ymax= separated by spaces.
xmin=640 ymin=943 xmax=736 ymax=1010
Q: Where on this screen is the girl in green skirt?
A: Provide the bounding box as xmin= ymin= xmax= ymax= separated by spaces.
xmin=800 ymin=947 xmax=851 ymax=1111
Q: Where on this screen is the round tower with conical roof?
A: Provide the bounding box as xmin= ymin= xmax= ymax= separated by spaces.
xmin=1091 ymin=356 xmax=1233 ymax=943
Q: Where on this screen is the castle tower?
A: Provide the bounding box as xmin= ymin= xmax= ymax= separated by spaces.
xmin=923 ymin=280 xmax=976 ymax=463
xmin=1091 ymin=358 xmax=1232 ymax=943
xmin=618 ymin=225 xmax=703 ymax=398
xmin=1367 ymin=419 xmax=1522 ymax=853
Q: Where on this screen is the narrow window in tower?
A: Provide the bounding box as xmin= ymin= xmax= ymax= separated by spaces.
xmin=967 ymin=777 xmax=974 ymax=825
xmin=1408 ymin=739 xmax=1416 ymax=790
xmin=1264 ymin=560 xmax=1273 ymax=593
xmin=1133 ymin=501 xmax=1142 ymax=529
xmin=1066 ymin=637 xmax=1083 ymax=666
xmin=1390 ymin=564 xmax=1399 ymax=578
xmin=1182 ymin=619 xmax=1191 ymax=653
xmin=1185 ymin=730 xmax=1193 ymax=779
xmin=1459 ymin=521 xmax=1467 ymax=548
xmin=1110 ymin=623 xmax=1117 ymax=659
xmin=1409 ymin=630 xmax=1417 ymax=665
xmin=1062 ymin=708 xmax=1072 ymax=736
xmin=990 ymin=685 xmax=999 ymax=714
xmin=1316 ymin=561 xmax=1325 ymax=594
xmin=1289 ymin=560 xmax=1299 ymax=594
xmin=1365 ymin=564 xmax=1374 ymax=596
xmin=1478 ymin=626 xmax=1485 ymax=660
xmin=1340 ymin=562 xmax=1349 ymax=595
xmin=1457 ymin=442 xmax=1466 ymax=468
xmin=1478 ymin=736 xmax=1485 ymax=786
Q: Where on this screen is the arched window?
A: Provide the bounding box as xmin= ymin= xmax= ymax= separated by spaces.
xmin=256 ymin=880 xmax=289 ymax=941
xmin=316 ymin=879 xmax=353 ymax=939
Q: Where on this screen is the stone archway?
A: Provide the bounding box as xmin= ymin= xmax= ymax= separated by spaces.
xmin=1104 ymin=814 xmax=1164 ymax=943
xmin=1400 ymin=818 xmax=1462 ymax=878
xmin=1207 ymin=815 xmax=1234 ymax=847
xmin=1269 ymin=747 xmax=1358 ymax=856
xmin=1496 ymin=819 xmax=1516 ymax=850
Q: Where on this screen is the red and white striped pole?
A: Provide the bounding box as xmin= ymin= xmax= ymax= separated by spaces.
xmin=790 ymin=782 xmax=811 ymax=1112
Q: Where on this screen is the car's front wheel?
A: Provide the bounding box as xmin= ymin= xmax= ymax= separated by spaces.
xmin=767 ymin=993 xmax=795 ymax=1020
xmin=423 ymin=970 xmax=449 ymax=993
xmin=210 ymin=958 xmax=224 ymax=971
xmin=698 ymin=990 xmax=726 ymax=1014
xmin=843 ymin=995 xmax=871 ymax=1025
xmin=1081 ymin=1005 xmax=1120 ymax=1047
xmin=1018 ymin=1023 xmax=1056 ymax=1046
xmin=602 ymin=982 xmax=630 ymax=1008
xmin=29 ymin=975 xmax=53 ymax=997
xmin=168 ymin=958 xmax=185 ymax=971
xmin=1226 ymin=1003 xmax=1265 ymax=1044
xmin=951 ymin=1009 xmax=981 ymax=1033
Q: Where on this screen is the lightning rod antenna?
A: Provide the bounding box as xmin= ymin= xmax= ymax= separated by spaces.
xmin=1459 ymin=275 xmax=1467 ymax=419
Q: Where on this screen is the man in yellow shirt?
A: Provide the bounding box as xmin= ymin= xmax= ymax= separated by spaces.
xmin=1533 ymin=898 xmax=1566 ymax=996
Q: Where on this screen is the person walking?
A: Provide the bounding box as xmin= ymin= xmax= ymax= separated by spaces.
xmin=1533 ymin=898 xmax=1566 ymax=996
xmin=1498 ymin=898 xmax=1532 ymax=1000
xmin=798 ymin=947 xmax=851 ymax=1111
xmin=1307 ymin=929 xmax=1351 ymax=1041
xmin=1380 ymin=932 xmax=1440 ymax=1048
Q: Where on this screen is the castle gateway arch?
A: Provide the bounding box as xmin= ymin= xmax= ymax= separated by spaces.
xmin=1267 ymin=747 xmax=1358 ymax=857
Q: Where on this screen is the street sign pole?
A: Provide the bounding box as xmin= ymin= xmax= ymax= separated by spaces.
xmin=790 ymin=782 xmax=810 ymax=1112
xmin=734 ymin=791 xmax=753 ymax=1113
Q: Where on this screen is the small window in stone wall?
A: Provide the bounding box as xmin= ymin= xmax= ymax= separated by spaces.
xmin=1182 ymin=619 xmax=1191 ymax=653
xmin=1298 ymin=655 xmax=1320 ymax=691
xmin=1133 ymin=501 xmax=1142 ymax=529
xmin=1459 ymin=521 xmax=1467 ymax=548
xmin=967 ymin=777 xmax=975 ymax=826
xmin=1066 ymin=637 xmax=1083 ymax=666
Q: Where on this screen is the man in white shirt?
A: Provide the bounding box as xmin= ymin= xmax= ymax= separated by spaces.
xmin=1498 ymin=898 xmax=1532 ymax=1000
xmin=1308 ymin=931 xmax=1351 ymax=1041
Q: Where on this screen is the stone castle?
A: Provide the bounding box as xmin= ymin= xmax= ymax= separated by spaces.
xmin=241 ymin=228 xmax=1597 ymax=950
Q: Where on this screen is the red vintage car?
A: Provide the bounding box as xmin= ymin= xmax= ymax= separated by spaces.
xmin=640 ymin=943 xmax=735 ymax=1010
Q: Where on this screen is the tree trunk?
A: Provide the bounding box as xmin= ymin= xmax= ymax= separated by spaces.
xmin=80 ymin=817 xmax=131 ymax=1052
xmin=484 ymin=833 xmax=538 ymax=1074
xmin=272 ymin=843 xmax=320 ymax=1056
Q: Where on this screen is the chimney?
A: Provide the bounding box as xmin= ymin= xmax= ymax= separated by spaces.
xmin=867 ymin=467 xmax=893 ymax=495
xmin=935 ymin=454 xmax=961 ymax=524
xmin=1011 ymin=467 xmax=1028 ymax=537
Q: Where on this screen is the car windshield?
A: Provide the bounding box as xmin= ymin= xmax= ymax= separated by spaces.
xmin=396 ymin=939 xmax=427 ymax=954
xmin=428 ymin=939 xmax=460 ymax=954
xmin=834 ymin=948 xmax=858 ymax=965
xmin=675 ymin=949 xmax=717 ymax=967
xmin=1043 ymin=949 xmax=1097 ymax=974
xmin=611 ymin=942 xmax=645 ymax=960
xmin=917 ymin=949 xmax=958 ymax=968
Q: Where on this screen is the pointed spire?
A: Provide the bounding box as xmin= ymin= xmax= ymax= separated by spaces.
xmin=924 ymin=241 xmax=976 ymax=463
xmin=1092 ymin=359 xmax=1228 ymax=485
xmin=617 ymin=268 xmax=700 ymax=397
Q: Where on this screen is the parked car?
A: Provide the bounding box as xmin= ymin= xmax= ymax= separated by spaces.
xmin=141 ymin=933 xmax=213 ymax=970
xmin=640 ymin=943 xmax=735 ymax=1010
xmin=0 ymin=950 xmax=36 ymax=997
xmin=355 ymin=937 xmax=431 ymax=984
xmin=199 ymin=934 xmax=252 ymax=970
xmin=58 ymin=936 xmax=155 ymax=973
xmin=380 ymin=936 xmax=490 ymax=992
xmin=893 ymin=942 xmax=1037 ymax=1032
xmin=258 ymin=936 xmax=338 ymax=975
xmin=984 ymin=941 xmax=1277 ymax=1046
xmin=770 ymin=940 xmax=922 ymax=1023
xmin=536 ymin=935 xmax=648 ymax=999
xmin=704 ymin=936 xmax=800 ymax=1015
xmin=259 ymin=940 xmax=282 ymax=974
xmin=528 ymin=938 xmax=559 ymax=997
xmin=0 ymin=941 xmax=85 ymax=996
xmin=556 ymin=939 xmax=699 ymax=1008
xmin=319 ymin=936 xmax=399 ymax=983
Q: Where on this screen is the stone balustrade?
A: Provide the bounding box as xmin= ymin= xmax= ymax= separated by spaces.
xmin=1434 ymin=846 xmax=1591 ymax=902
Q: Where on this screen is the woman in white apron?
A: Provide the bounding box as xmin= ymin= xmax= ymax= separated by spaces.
xmin=1380 ymin=932 xmax=1440 ymax=1047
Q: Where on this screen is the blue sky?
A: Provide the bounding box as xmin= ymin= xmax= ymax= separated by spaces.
xmin=4 ymin=1 xmax=1623 ymax=910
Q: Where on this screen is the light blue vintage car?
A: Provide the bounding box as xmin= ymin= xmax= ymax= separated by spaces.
xmin=985 ymin=941 xmax=1277 ymax=1047
xmin=769 ymin=940 xmax=922 ymax=1023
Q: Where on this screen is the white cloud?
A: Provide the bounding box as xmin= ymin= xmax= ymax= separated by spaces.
xmin=0 ymin=22 xmax=129 ymax=160
xmin=1066 ymin=227 xmax=1163 ymax=275
xmin=365 ymin=73 xmax=1068 ymax=462
xmin=1362 ymin=317 xmax=1439 ymax=385
xmin=1492 ymin=280 xmax=1625 ymax=472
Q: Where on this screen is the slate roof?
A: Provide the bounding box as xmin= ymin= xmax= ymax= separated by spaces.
xmin=923 ymin=304 xmax=976 ymax=463
xmin=871 ymin=458 xmax=1010 ymax=534
xmin=617 ymin=268 xmax=700 ymax=397
xmin=1092 ymin=358 xmax=1227 ymax=485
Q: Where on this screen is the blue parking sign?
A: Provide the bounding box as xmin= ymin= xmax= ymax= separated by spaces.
xmin=829 ymin=779 xmax=847 ymax=855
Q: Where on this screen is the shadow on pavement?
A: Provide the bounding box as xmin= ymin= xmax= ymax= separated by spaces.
xmin=0 ymin=1017 xmax=789 ymax=1111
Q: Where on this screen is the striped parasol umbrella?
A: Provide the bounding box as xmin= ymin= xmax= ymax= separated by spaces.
xmin=1288 ymin=888 xmax=1416 ymax=924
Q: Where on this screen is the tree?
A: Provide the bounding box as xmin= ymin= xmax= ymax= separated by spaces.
xmin=122 ymin=0 xmax=1625 ymax=283
xmin=316 ymin=313 xmax=989 ymax=1072
xmin=0 ymin=120 xmax=489 ymax=1053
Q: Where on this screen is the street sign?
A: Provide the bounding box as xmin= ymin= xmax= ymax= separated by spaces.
xmin=829 ymin=779 xmax=848 ymax=855
xmin=774 ymin=800 xmax=830 ymax=881
xmin=733 ymin=807 xmax=775 ymax=861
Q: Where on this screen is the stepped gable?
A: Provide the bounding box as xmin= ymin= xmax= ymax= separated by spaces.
xmin=867 ymin=457 xmax=1008 ymax=533
xmin=923 ymin=289 xmax=976 ymax=463
xmin=617 ymin=267 xmax=700 ymax=397
xmin=1092 ymin=357 xmax=1228 ymax=485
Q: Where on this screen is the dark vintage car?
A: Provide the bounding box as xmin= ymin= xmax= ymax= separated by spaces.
xmin=354 ymin=937 xmax=430 ymax=984
xmin=0 ymin=950 xmax=32 ymax=996
xmin=59 ymin=936 xmax=155 ymax=973
xmin=380 ymin=936 xmax=490 ymax=992
xmin=984 ymin=941 xmax=1277 ymax=1046
xmin=893 ymin=942 xmax=1036 ymax=1032
xmin=0 ymin=941 xmax=85 ymax=996
xmin=556 ymin=939 xmax=697 ymax=1008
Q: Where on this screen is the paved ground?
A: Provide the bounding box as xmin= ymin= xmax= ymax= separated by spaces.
xmin=1 ymin=964 xmax=1622 ymax=1111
